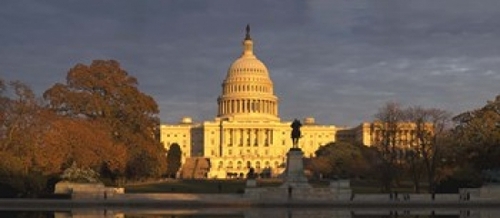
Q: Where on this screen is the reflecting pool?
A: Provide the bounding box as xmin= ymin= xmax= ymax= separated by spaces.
xmin=0 ymin=208 xmax=497 ymax=218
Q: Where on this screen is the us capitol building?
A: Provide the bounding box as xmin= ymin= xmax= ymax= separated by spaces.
xmin=160 ymin=26 xmax=336 ymax=178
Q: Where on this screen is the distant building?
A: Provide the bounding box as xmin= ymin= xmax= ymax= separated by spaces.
xmin=336 ymin=122 xmax=434 ymax=148
xmin=160 ymin=26 xmax=335 ymax=178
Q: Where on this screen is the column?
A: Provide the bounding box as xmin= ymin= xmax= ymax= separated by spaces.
xmin=232 ymin=100 xmax=235 ymax=113
xmin=256 ymin=129 xmax=264 ymax=147
xmin=238 ymin=128 xmax=242 ymax=146
xmin=270 ymin=129 xmax=274 ymax=145
xmin=247 ymin=129 xmax=251 ymax=146
xmin=264 ymin=129 xmax=269 ymax=146
xmin=250 ymin=128 xmax=254 ymax=145
xmin=254 ymin=129 xmax=258 ymax=146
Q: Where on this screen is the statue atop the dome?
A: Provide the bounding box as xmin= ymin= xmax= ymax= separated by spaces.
xmin=245 ymin=24 xmax=251 ymax=40
xmin=291 ymin=119 xmax=302 ymax=149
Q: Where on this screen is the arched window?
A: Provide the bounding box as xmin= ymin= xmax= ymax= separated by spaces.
xmin=256 ymin=161 xmax=261 ymax=170
xmin=228 ymin=161 xmax=233 ymax=169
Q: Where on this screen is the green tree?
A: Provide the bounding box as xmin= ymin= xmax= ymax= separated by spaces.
xmin=43 ymin=60 xmax=166 ymax=180
xmin=310 ymin=141 xmax=368 ymax=179
xmin=166 ymin=143 xmax=182 ymax=178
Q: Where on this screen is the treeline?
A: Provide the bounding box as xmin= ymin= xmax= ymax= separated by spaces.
xmin=308 ymin=98 xmax=500 ymax=193
xmin=0 ymin=60 xmax=168 ymax=197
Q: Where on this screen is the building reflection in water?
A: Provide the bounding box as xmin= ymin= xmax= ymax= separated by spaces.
xmin=50 ymin=208 xmax=500 ymax=218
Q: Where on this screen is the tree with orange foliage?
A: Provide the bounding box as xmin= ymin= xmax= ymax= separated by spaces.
xmin=36 ymin=115 xmax=128 ymax=177
xmin=0 ymin=79 xmax=49 ymax=196
xmin=43 ymin=60 xmax=166 ymax=180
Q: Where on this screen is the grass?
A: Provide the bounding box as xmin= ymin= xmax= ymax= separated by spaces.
xmin=126 ymin=179 xmax=278 ymax=194
xmin=125 ymin=179 xmax=426 ymax=194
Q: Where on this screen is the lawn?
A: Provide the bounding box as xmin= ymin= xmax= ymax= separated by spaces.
xmin=125 ymin=178 xmax=420 ymax=194
xmin=126 ymin=179 xmax=282 ymax=194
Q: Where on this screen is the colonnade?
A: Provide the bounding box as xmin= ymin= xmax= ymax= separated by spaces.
xmin=222 ymin=128 xmax=274 ymax=147
xmin=223 ymin=83 xmax=270 ymax=94
xmin=218 ymin=99 xmax=277 ymax=116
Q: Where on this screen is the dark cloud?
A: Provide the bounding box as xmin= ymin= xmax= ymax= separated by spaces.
xmin=1 ymin=0 xmax=500 ymax=127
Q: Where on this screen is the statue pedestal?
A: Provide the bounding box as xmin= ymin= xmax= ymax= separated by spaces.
xmin=280 ymin=148 xmax=312 ymax=188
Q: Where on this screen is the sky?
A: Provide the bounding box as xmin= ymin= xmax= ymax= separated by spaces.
xmin=1 ymin=0 xmax=500 ymax=127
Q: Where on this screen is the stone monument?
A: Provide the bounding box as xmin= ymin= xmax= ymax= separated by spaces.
xmin=280 ymin=119 xmax=312 ymax=188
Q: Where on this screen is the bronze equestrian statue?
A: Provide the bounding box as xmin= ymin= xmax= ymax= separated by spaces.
xmin=291 ymin=119 xmax=302 ymax=148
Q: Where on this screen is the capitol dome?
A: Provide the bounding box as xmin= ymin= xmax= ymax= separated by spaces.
xmin=217 ymin=25 xmax=279 ymax=121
